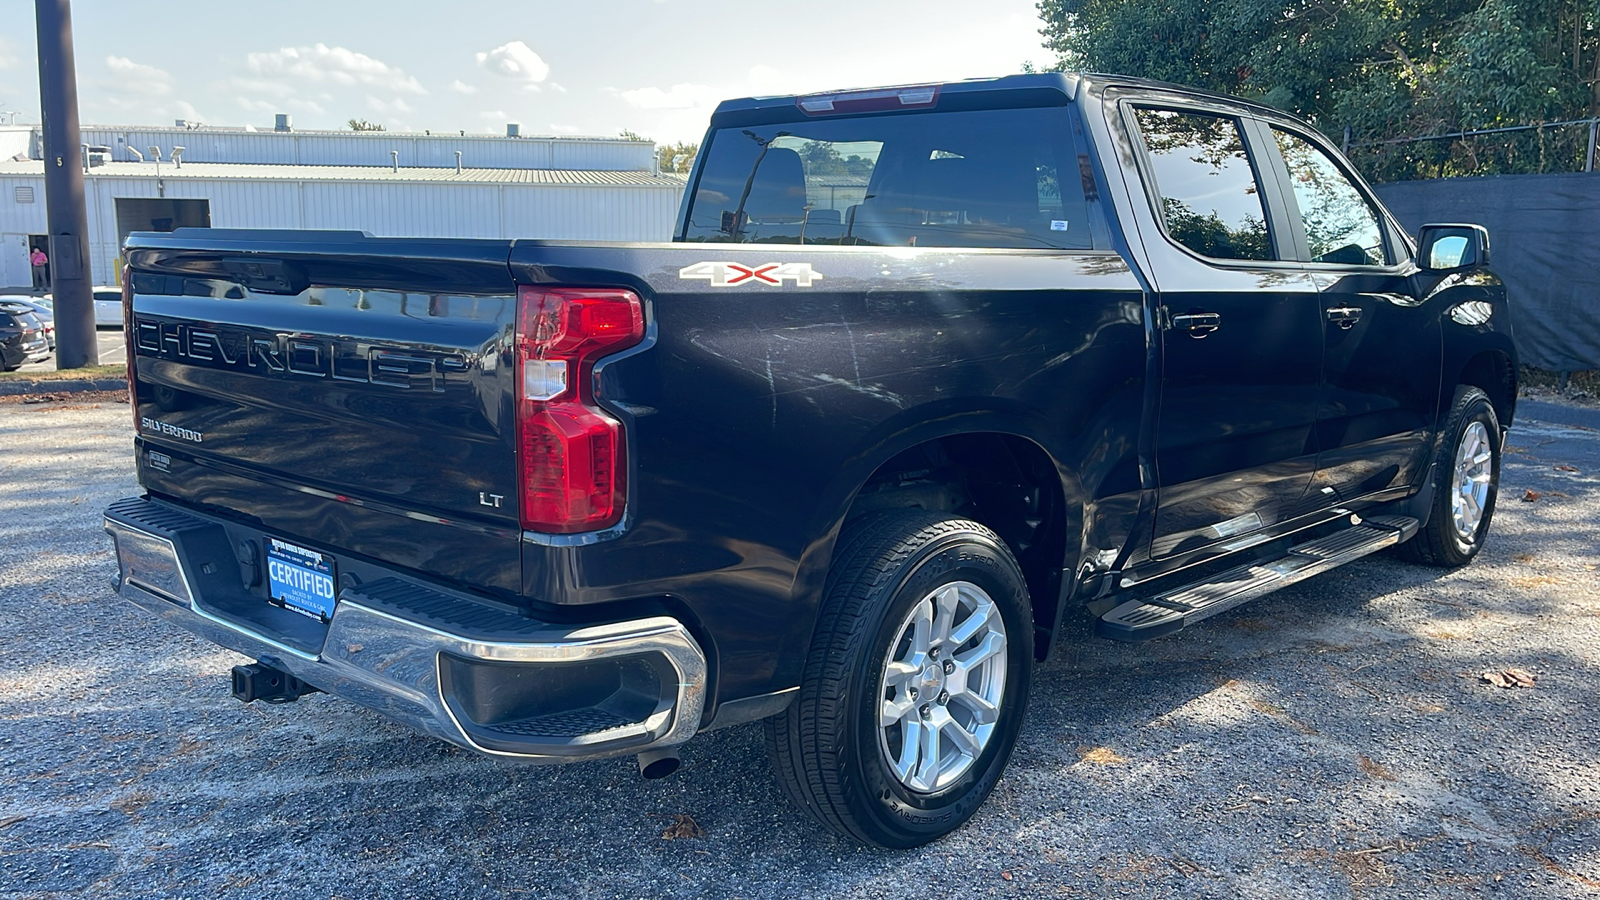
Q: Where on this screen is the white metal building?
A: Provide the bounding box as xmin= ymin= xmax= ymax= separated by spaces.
xmin=0 ymin=123 xmax=685 ymax=288
xmin=58 ymin=124 xmax=658 ymax=171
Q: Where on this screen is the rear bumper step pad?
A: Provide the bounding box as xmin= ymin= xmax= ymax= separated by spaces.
xmin=1097 ymin=515 xmax=1418 ymax=642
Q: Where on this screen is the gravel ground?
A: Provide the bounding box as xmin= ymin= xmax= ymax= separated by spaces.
xmin=2 ymin=395 xmax=1598 ymax=899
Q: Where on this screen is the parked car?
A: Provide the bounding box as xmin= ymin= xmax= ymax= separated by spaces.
xmin=105 ymin=72 xmax=1514 ymax=848
xmin=0 ymin=297 xmax=55 ymax=351
xmin=93 ymin=287 xmax=124 ymax=328
xmin=37 ymin=288 xmax=124 ymax=328
xmin=0 ymin=307 xmax=51 ymax=370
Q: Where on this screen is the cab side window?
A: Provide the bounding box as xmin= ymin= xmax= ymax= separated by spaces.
xmin=1272 ymin=128 xmax=1389 ymax=266
xmin=1134 ymin=108 xmax=1274 ymax=262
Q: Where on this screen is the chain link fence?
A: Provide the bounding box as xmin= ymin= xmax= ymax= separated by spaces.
xmin=1345 ymin=119 xmax=1600 ymax=377
xmin=1344 ymin=119 xmax=1600 ymax=184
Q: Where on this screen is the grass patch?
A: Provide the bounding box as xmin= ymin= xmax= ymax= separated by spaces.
xmin=0 ymin=364 xmax=125 ymax=381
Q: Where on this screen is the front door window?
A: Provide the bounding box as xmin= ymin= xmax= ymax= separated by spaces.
xmin=1272 ymin=129 xmax=1388 ymax=267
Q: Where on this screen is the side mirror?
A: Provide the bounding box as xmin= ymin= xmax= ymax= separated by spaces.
xmin=1417 ymin=223 xmax=1490 ymax=272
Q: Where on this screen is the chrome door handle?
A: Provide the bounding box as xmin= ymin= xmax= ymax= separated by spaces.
xmin=1326 ymin=306 xmax=1362 ymax=329
xmin=1171 ymin=312 xmax=1222 ymax=336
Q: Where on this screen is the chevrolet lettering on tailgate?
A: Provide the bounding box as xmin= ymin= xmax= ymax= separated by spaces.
xmin=134 ymin=318 xmax=470 ymax=391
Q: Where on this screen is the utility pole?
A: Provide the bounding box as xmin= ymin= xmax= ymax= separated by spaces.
xmin=34 ymin=0 xmax=97 ymax=368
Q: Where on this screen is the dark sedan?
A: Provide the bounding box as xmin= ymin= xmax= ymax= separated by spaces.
xmin=0 ymin=307 xmax=51 ymax=371
xmin=1 ymin=297 xmax=56 ymax=351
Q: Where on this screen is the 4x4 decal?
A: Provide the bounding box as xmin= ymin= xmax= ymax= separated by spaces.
xmin=679 ymin=261 xmax=823 ymax=287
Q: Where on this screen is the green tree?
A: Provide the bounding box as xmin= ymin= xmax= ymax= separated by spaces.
xmin=796 ymin=141 xmax=875 ymax=178
xmin=1038 ymin=0 xmax=1600 ymax=180
xmin=658 ymin=141 xmax=699 ymax=174
xmin=347 ymin=118 xmax=387 ymax=132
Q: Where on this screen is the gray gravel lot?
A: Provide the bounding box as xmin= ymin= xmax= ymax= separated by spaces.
xmin=2 ymin=395 xmax=1598 ymax=898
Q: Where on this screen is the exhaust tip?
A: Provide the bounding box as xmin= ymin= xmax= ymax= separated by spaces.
xmin=637 ymin=748 xmax=681 ymax=779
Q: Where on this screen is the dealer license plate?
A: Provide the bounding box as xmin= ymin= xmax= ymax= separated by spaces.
xmin=266 ymin=538 xmax=337 ymax=623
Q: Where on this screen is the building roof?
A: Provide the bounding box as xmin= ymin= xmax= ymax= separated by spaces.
xmin=0 ymin=159 xmax=685 ymax=187
xmin=45 ymin=123 xmax=648 ymax=145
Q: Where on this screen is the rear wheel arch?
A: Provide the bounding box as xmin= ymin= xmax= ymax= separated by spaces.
xmin=795 ymin=424 xmax=1081 ymax=665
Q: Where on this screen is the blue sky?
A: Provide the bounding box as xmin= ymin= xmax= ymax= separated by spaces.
xmin=0 ymin=1 xmax=1052 ymax=143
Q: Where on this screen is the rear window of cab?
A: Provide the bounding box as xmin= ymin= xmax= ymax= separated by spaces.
xmin=682 ymin=106 xmax=1095 ymax=251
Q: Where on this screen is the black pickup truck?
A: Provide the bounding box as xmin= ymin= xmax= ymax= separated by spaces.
xmin=105 ymin=73 xmax=1515 ymax=847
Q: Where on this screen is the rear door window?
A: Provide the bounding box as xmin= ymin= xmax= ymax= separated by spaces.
xmin=1133 ymin=108 xmax=1275 ymax=262
xmin=682 ymin=106 xmax=1094 ymax=250
xmin=1271 ymin=128 xmax=1390 ymax=266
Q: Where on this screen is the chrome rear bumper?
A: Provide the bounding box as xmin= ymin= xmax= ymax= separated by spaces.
xmin=104 ymin=497 xmax=706 ymax=763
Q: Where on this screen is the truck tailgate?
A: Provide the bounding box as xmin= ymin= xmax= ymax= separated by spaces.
xmin=125 ymin=231 xmax=523 ymax=598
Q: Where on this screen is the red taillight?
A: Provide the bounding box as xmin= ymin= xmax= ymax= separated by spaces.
xmin=515 ymin=287 xmax=645 ymax=533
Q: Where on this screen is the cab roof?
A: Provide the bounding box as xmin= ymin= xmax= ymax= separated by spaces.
xmin=708 ymin=71 xmax=1299 ymax=132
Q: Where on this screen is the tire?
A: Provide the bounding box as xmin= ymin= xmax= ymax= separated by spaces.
xmin=764 ymin=509 xmax=1034 ymax=848
xmin=1399 ymin=386 xmax=1501 ymax=567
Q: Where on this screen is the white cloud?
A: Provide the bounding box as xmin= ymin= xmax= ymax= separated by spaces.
xmin=226 ymin=77 xmax=296 ymax=98
xmin=247 ymin=44 xmax=426 ymax=94
xmin=106 ymin=56 xmax=173 ymax=96
xmin=744 ymin=65 xmax=842 ymax=98
xmin=548 ymin=123 xmax=582 ymax=134
xmin=89 ymin=55 xmax=214 ymax=125
xmin=548 ymin=82 xmax=568 ymax=94
xmin=366 ymin=95 xmax=414 ymax=114
xmin=234 ymin=95 xmax=326 ymax=117
xmin=475 ymin=41 xmax=550 ymax=84
xmin=235 ymin=97 xmax=276 ymax=115
xmin=478 ymin=109 xmax=511 ymax=122
xmin=616 ymin=83 xmax=719 ymax=110
xmin=0 ymin=37 xmax=19 ymax=70
xmin=450 ymin=80 xmax=479 ymax=95
xmin=746 ymin=65 xmax=786 ymax=94
xmin=173 ymin=100 xmax=210 ymax=123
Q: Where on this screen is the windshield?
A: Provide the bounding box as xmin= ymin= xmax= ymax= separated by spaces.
xmin=681 ymin=106 xmax=1094 ymax=250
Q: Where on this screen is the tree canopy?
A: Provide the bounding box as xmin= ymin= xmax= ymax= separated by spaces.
xmin=1038 ymin=0 xmax=1600 ymax=179
xmin=657 ymin=141 xmax=699 ymax=174
xmin=796 ymin=141 xmax=875 ymax=178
